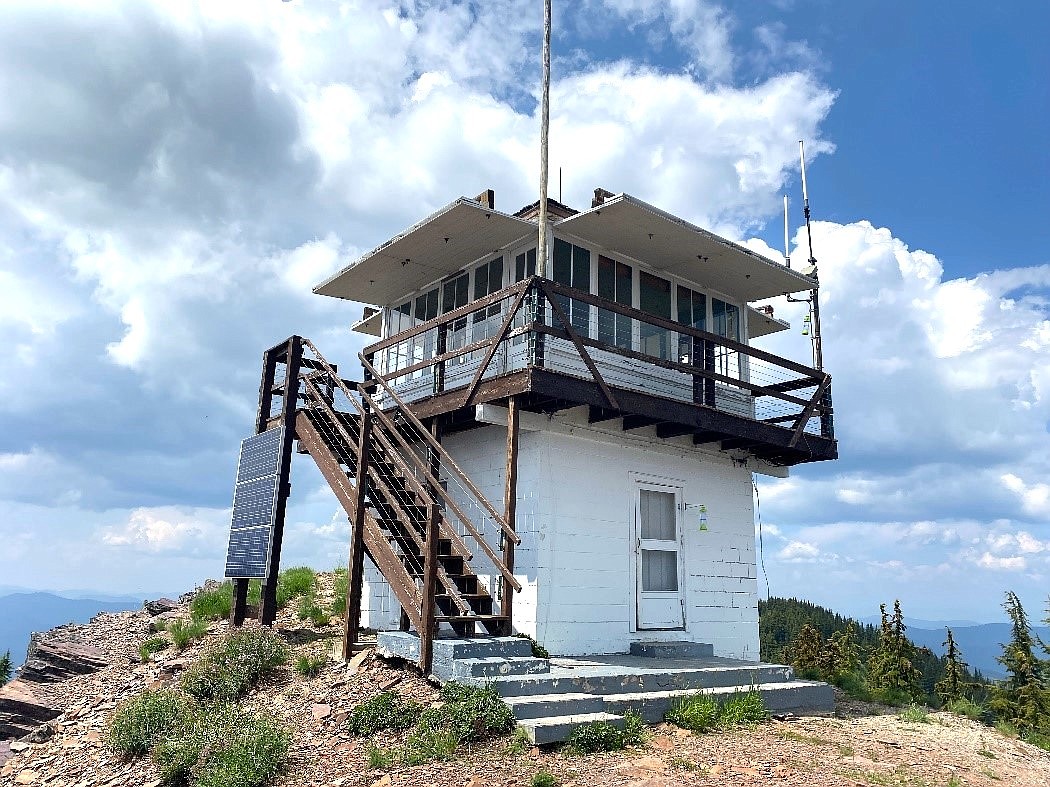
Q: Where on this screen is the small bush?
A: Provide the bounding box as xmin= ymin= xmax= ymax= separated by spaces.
xmin=152 ymin=703 xmax=290 ymax=787
xmin=330 ymin=567 xmax=349 ymax=615
xmin=666 ymin=689 xmax=768 ymax=733
xmin=507 ymin=726 xmax=532 ymax=755
xmin=947 ymin=697 xmax=985 ymax=721
xmin=107 ymin=689 xmax=197 ymax=756
xmin=297 ymin=595 xmax=331 ymax=627
xmin=420 ymin=682 xmax=515 ymax=742
xmin=365 ymin=743 xmax=393 ymax=769
xmin=516 ymin=633 xmax=550 ymax=660
xmin=295 ymin=651 xmax=327 ymax=678
xmin=277 ymin=566 xmax=316 ymax=608
xmin=345 ymin=691 xmax=421 ymax=736
xmin=401 ymin=728 xmax=460 ymax=765
xmin=531 ymin=771 xmax=558 ymax=787
xmin=565 ymin=719 xmax=624 ymax=754
xmin=666 ymin=692 xmax=720 ymax=732
xmin=168 ymin=616 xmax=209 ymax=650
xmin=871 ymin=685 xmax=913 ymax=708
xmin=191 ymin=583 xmax=233 ymax=621
xmin=898 ymin=704 xmax=930 ymax=724
xmin=139 ymin=636 xmax=171 ymax=662
xmin=179 ymin=629 xmax=289 ymax=704
xmin=149 ymin=617 xmax=169 ymax=633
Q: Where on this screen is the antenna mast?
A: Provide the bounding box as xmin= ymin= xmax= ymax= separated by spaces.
xmin=799 ymin=140 xmax=823 ymax=372
xmin=536 ymin=0 xmax=552 ymax=276
xmin=783 ymin=195 xmax=790 ymax=268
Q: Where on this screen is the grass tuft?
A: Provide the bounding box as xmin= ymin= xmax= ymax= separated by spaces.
xmin=107 ymin=688 xmax=198 ymax=756
xmin=179 ymin=629 xmax=288 ymax=704
xmin=507 ymin=726 xmax=532 ymax=755
xmin=564 ymin=709 xmax=646 ymax=754
xmin=531 ymin=770 xmax=558 ymax=787
xmin=294 ymin=650 xmax=327 ymax=679
xmin=191 ymin=583 xmax=233 ymax=621
xmin=666 ymin=688 xmax=769 ymax=733
xmin=329 ymin=567 xmax=348 ymax=615
xmin=168 ymin=617 xmax=210 ymax=651
xmin=345 ymin=691 xmax=421 ymax=736
xmin=138 ymin=636 xmax=171 ymax=663
xmin=897 ymin=704 xmax=930 ymax=724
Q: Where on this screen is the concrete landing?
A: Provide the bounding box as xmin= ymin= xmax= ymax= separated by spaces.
xmin=374 ymin=631 xmax=833 ymax=744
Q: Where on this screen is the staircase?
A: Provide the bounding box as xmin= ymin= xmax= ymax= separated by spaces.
xmin=274 ymin=338 xmax=520 ymax=672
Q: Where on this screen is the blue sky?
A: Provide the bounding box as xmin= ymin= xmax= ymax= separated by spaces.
xmin=0 ymin=0 xmax=1047 ymax=627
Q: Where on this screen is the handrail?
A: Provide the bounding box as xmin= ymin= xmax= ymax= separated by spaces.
xmin=299 ymin=339 xmax=521 ymax=587
xmin=358 ymin=352 xmax=520 ymax=544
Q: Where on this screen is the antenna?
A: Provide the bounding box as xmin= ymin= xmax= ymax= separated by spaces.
xmin=783 ymin=194 xmax=790 ymax=268
xmin=559 ymin=166 xmax=563 ymax=204
xmin=798 ymin=140 xmax=823 ymax=372
xmin=536 ymin=0 xmax=552 ymax=277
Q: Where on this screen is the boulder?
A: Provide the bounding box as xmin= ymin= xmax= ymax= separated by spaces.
xmin=144 ymin=598 xmax=178 ymax=615
xmin=0 ymin=680 xmax=61 ymax=740
xmin=18 ymin=641 xmax=107 ymax=684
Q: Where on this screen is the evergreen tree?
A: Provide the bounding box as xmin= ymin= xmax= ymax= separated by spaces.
xmin=936 ymin=628 xmax=967 ymax=705
xmin=791 ymin=623 xmax=823 ymax=678
xmin=829 ymin=621 xmax=860 ymax=677
xmin=868 ymin=600 xmax=922 ymax=700
xmin=991 ymin=591 xmax=1050 ymax=733
xmin=0 ymin=650 xmax=11 ymax=685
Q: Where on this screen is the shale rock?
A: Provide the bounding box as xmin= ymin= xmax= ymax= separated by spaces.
xmin=0 ymin=681 xmax=61 ymax=739
xmin=143 ymin=598 xmax=178 ymax=615
xmin=17 ymin=641 xmax=108 ymax=684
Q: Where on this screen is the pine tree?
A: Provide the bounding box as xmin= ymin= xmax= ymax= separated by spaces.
xmin=791 ymin=623 xmax=823 ymax=679
xmin=868 ymin=601 xmax=922 ymax=701
xmin=991 ymin=591 xmax=1050 ymax=733
xmin=936 ymin=628 xmax=967 ymax=705
xmin=0 ymin=650 xmax=11 ymax=685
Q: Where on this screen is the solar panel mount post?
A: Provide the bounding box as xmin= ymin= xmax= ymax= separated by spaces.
xmin=225 ymin=426 xmax=285 ymax=580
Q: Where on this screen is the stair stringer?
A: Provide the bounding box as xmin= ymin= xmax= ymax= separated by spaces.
xmin=295 ymin=411 xmax=424 ymax=632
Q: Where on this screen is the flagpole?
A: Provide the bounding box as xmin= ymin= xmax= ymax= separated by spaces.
xmin=537 ymin=0 xmax=551 ymax=276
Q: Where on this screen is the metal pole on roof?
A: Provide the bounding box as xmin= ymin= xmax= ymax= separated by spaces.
xmin=537 ymin=0 xmax=551 ymax=277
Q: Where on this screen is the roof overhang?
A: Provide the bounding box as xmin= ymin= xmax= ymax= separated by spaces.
xmin=555 ymin=194 xmax=817 ymax=302
xmin=746 ymin=306 xmax=790 ymax=338
xmin=314 ymin=198 xmax=536 ymax=305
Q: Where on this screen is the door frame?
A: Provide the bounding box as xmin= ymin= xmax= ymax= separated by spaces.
xmin=629 ymin=472 xmax=687 ymax=632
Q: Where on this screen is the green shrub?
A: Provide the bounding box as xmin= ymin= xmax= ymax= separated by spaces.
xmin=516 ymin=633 xmax=550 ymax=660
xmin=179 ymin=629 xmax=289 ymax=704
xmin=871 ymin=685 xmax=914 ymax=708
xmin=666 ymin=692 xmax=720 ymax=732
xmin=168 ymin=616 xmax=209 ymax=651
xmin=365 ymin=743 xmax=393 ymax=769
xmin=401 ymin=728 xmax=460 ymax=765
xmin=295 ymin=651 xmax=327 ymax=678
xmin=330 ymin=567 xmax=349 ymax=615
xmin=191 ymin=583 xmax=233 ymax=621
xmin=565 ymin=719 xmax=625 ymax=754
xmin=897 ymin=704 xmax=930 ymax=724
xmin=149 ymin=617 xmax=169 ymax=633
xmin=107 ymin=689 xmax=197 ymax=756
xmin=531 ymin=771 xmax=558 ymax=787
xmin=666 ymin=689 xmax=768 ymax=733
xmin=946 ymin=697 xmax=985 ymax=721
xmin=345 ymin=691 xmax=422 ymax=736
xmin=152 ymin=703 xmax=290 ymax=787
xmin=296 ymin=595 xmax=331 ymax=627
xmin=507 ymin=726 xmax=532 ymax=755
xmin=421 ymin=682 xmax=515 ymax=742
xmin=277 ymin=566 xmax=316 ymax=608
xmin=139 ymin=636 xmax=171 ymax=662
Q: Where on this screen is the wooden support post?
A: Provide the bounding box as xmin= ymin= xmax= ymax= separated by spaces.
xmin=501 ymin=396 xmax=519 ymax=636
xmin=342 ymin=406 xmax=372 ymax=660
xmin=260 ymin=336 xmax=302 ymax=626
xmin=703 ymin=339 xmax=716 ymax=407
xmin=230 ymin=578 xmax=249 ymax=626
xmin=419 ymin=503 xmax=440 ymax=674
xmin=435 ymin=323 xmax=447 ymax=395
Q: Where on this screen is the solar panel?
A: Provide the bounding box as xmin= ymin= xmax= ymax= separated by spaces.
xmin=224 ymin=427 xmax=285 ymax=579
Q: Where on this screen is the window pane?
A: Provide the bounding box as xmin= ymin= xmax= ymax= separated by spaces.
xmin=639 ymin=272 xmax=671 ymax=317
xmin=572 ymin=246 xmax=590 ymax=288
xmin=598 ymin=256 xmax=615 ymax=300
xmin=553 ymin=238 xmax=572 ymax=284
xmin=640 ymin=489 xmax=676 ymax=540
xmin=642 ymin=550 xmax=678 ymax=592
xmin=515 ymin=249 xmax=536 ymax=281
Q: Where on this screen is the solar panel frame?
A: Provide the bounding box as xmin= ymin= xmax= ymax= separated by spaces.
xmin=224 ymin=427 xmax=285 ymax=580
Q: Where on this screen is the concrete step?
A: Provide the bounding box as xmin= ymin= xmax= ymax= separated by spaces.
xmin=504 ymin=692 xmax=606 ymax=720
xmin=629 ymin=640 xmax=713 ymax=659
xmin=452 ymin=656 xmax=551 ymax=680
xmin=490 ymin=662 xmax=794 ymax=697
xmin=518 ymin=711 xmax=625 ymax=746
xmin=376 ymin=631 xmax=535 ymax=681
xmin=601 ymin=680 xmax=835 ymax=723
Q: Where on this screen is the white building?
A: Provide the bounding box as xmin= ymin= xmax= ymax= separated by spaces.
xmin=301 ymin=188 xmax=836 ymax=668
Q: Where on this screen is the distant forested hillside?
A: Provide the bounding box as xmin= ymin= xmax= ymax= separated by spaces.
xmin=0 ymin=592 xmax=140 ymax=670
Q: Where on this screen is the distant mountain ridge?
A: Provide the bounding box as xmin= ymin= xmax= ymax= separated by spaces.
xmin=904 ymin=623 xmax=1050 ymax=680
xmin=0 ymin=592 xmax=140 ymax=670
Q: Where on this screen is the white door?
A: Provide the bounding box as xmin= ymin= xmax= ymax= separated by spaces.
xmin=635 ymin=486 xmax=685 ymax=630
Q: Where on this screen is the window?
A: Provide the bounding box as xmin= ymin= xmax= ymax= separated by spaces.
xmin=552 ymin=238 xmax=591 ymax=336
xmin=597 ymin=255 xmax=632 ymax=349
xmin=472 ymin=257 xmax=504 ymax=325
xmin=514 ymin=248 xmax=536 ymax=281
xmin=712 ymin=298 xmax=741 ymax=377
xmin=676 ymin=285 xmax=706 ymax=366
xmin=442 ymin=272 xmax=470 ymax=359
xmin=414 ymin=288 xmax=439 ymax=322
xmin=638 ymin=270 xmax=672 ymax=359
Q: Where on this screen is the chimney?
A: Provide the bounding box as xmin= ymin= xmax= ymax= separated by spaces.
xmin=474 ymin=189 xmax=495 ymax=210
xmin=591 ymin=187 xmax=615 ymax=208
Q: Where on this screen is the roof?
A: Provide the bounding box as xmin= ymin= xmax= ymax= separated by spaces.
xmin=313 ymin=198 xmax=536 ymax=304
xmin=315 ymin=191 xmax=816 ymax=306
xmin=555 ymin=194 xmax=817 ymax=302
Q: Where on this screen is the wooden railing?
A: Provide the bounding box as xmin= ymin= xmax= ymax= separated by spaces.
xmin=364 ymin=277 xmax=834 ymax=445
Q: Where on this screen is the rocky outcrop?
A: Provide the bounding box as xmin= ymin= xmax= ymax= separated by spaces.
xmin=17 ymin=640 xmax=107 ymax=684
xmin=144 ymin=598 xmax=178 ymax=616
xmin=0 ymin=681 xmax=61 ymax=739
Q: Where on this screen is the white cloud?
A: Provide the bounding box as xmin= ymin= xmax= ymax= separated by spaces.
xmin=99 ymin=506 xmax=225 ymax=555
xmin=777 ymin=540 xmax=820 ymax=562
xmin=976 ymin=553 xmax=1027 ymax=572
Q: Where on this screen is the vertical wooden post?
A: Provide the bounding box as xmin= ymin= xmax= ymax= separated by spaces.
xmin=703 ymin=339 xmax=716 ymax=407
xmin=419 ymin=503 xmax=440 ymax=674
xmin=435 ymin=323 xmax=447 ymax=395
xmin=230 ymin=579 xmax=249 ymax=626
xmin=342 ymin=403 xmax=372 ymax=660
xmin=501 ymin=396 xmax=520 ymax=636
xmin=260 ymin=336 xmax=302 ymax=626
